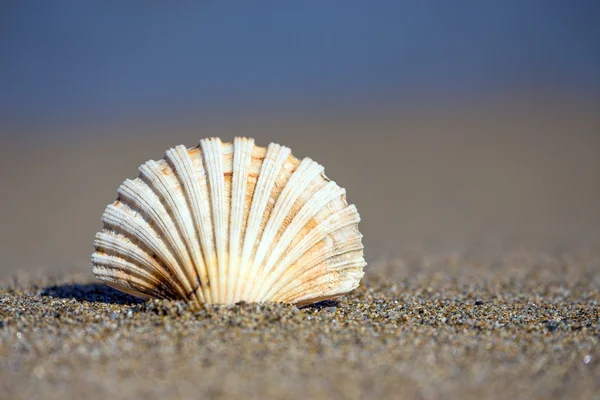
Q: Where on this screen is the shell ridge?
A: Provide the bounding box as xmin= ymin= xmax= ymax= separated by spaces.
xmin=267 ymin=236 xmax=364 ymax=301
xmin=249 ymin=158 xmax=324 ymax=290
xmin=127 ymin=173 xmax=202 ymax=303
xmin=281 ymin=266 xmax=365 ymax=304
xmin=255 ymin=205 xmax=361 ymax=302
xmin=172 ymin=145 xmax=217 ymax=304
xmin=118 ymin=179 xmax=194 ymax=275
xmin=93 ymin=254 xmax=177 ymax=299
xmin=197 ymin=140 xmax=220 ymax=303
xmin=227 ymin=137 xmax=254 ymax=303
xmin=98 ymin=202 xmax=195 ymax=297
xmin=231 ymin=140 xmax=264 ymax=302
xmin=92 ymin=253 xmax=179 ymax=299
xmin=94 ymin=230 xmax=187 ymax=298
xmin=237 ymin=143 xmax=290 ymax=301
xmin=200 ymin=138 xmax=229 ymax=303
xmin=253 ymin=181 xmax=346 ymax=300
xmin=273 ymin=252 xmax=366 ymax=302
xmin=164 ymin=147 xmax=214 ymax=302
xmin=138 ymin=160 xmax=206 ymax=303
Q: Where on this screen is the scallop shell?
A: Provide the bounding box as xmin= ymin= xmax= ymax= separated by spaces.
xmin=91 ymin=137 xmax=365 ymax=307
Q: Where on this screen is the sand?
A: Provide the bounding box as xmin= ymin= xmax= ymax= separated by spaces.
xmin=1 ymin=97 xmax=599 ymax=399
xmin=1 ymin=249 xmax=599 ymax=400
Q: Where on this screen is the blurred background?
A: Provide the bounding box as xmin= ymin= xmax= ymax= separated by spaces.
xmin=1 ymin=1 xmax=599 ymax=277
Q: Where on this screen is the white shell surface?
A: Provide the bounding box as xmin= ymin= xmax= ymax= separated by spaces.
xmin=92 ymin=137 xmax=366 ymax=306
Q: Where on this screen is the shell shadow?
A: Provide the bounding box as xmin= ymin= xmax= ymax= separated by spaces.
xmin=42 ymin=283 xmax=143 ymax=305
xmin=305 ymin=300 xmax=339 ymax=310
xmin=42 ymin=284 xmax=341 ymax=308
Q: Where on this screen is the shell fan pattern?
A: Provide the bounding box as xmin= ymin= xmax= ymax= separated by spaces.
xmin=92 ymin=137 xmax=366 ymax=307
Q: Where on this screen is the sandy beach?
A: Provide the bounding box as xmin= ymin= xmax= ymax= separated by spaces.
xmin=1 ymin=98 xmax=599 ymax=399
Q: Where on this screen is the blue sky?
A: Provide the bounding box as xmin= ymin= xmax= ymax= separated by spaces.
xmin=1 ymin=1 xmax=598 ymax=124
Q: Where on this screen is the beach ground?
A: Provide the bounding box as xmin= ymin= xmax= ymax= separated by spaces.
xmin=1 ymin=249 xmax=598 ymax=400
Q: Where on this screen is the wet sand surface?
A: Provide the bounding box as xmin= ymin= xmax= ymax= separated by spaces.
xmin=1 ymin=97 xmax=599 ymax=399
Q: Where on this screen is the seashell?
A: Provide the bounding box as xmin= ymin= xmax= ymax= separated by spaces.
xmin=91 ymin=137 xmax=365 ymax=307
